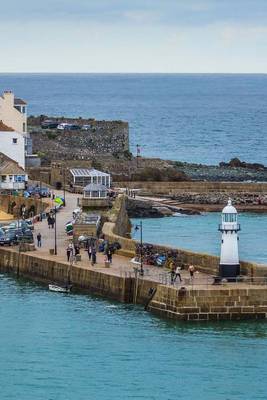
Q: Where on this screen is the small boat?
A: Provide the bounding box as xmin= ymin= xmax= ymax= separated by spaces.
xmin=48 ymin=284 xmax=72 ymax=293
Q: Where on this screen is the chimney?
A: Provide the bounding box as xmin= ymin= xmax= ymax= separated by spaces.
xmin=3 ymin=90 xmax=14 ymax=105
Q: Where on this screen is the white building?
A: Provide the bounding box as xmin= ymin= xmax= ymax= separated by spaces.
xmin=0 ymin=121 xmax=26 ymax=169
xmin=83 ymin=183 xmax=108 ymax=199
xmin=70 ymin=168 xmax=111 ymax=188
xmin=0 ymin=91 xmax=27 ymax=134
xmin=219 ymin=199 xmax=240 ymax=278
xmin=0 ymin=153 xmax=28 ymax=190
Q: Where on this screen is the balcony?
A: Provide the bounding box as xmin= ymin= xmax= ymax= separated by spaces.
xmin=218 ymin=223 xmax=241 ymax=232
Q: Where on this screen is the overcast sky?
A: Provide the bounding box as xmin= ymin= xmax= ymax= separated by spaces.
xmin=1 ymin=0 xmax=267 ymax=72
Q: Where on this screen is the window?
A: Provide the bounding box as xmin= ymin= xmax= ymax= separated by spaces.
xmin=224 ymin=213 xmax=237 ymax=222
xmin=23 ymin=123 xmax=26 ymax=132
xmin=1 ymin=175 xmax=6 ymax=182
xmin=12 ymin=138 xmax=17 ymax=144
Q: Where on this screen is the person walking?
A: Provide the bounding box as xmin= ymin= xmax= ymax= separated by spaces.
xmin=87 ymin=245 xmax=92 ymax=261
xmin=37 ymin=233 xmax=42 ymax=247
xmin=169 ymin=261 xmax=176 ymax=284
xmin=107 ymin=248 xmax=113 ymax=264
xmin=188 ymin=265 xmax=195 ymax=280
xmin=174 ymin=265 xmax=182 ymax=283
xmin=91 ymin=247 xmax=97 ymax=265
xmin=74 ymin=244 xmax=80 ymax=257
xmin=66 ymin=244 xmax=73 ymax=262
xmin=51 ymin=216 xmax=55 ymax=229
xmin=47 ymin=215 xmax=52 ymax=229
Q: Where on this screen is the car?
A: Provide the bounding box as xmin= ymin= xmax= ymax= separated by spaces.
xmin=81 ymin=124 xmax=92 ymax=130
xmin=41 ymin=120 xmax=59 ymax=129
xmin=57 ymin=123 xmax=81 ymax=131
xmin=39 ymin=187 xmax=51 ymax=197
xmin=25 ymin=219 xmax=34 ymax=231
xmin=57 ymin=123 xmax=72 ymax=130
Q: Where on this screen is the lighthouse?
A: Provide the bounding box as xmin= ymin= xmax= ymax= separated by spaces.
xmin=218 ymin=199 xmax=241 ymax=278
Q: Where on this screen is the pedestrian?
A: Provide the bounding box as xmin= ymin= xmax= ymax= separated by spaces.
xmin=66 ymin=244 xmax=73 ymax=261
xmin=91 ymin=247 xmax=97 ymax=265
xmin=188 ymin=265 xmax=195 ymax=280
xmin=87 ymin=245 xmax=92 ymax=261
xmin=169 ymin=261 xmax=176 ymax=284
xmin=107 ymin=248 xmax=112 ymax=264
xmin=37 ymin=232 xmax=42 ymax=247
xmin=74 ymin=244 xmax=80 ymax=256
xmin=174 ymin=265 xmax=182 ymax=283
xmin=51 ymin=217 xmax=55 ymax=229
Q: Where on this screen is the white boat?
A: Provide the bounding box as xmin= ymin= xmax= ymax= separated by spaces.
xmin=48 ymin=284 xmax=72 ymax=293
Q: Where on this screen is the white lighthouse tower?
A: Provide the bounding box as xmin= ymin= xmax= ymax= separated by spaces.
xmin=219 ymin=199 xmax=240 ymax=278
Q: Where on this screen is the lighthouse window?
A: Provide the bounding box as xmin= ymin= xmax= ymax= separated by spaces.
xmin=224 ymin=213 xmax=236 ymax=222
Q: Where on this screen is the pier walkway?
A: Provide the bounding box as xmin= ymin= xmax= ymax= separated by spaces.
xmin=30 ymin=191 xmax=210 ymax=286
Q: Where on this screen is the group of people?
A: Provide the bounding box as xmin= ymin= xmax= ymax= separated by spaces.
xmin=169 ymin=262 xmax=196 ymax=284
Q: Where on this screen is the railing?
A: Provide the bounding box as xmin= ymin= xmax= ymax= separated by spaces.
xmin=218 ymin=223 xmax=241 ymax=232
xmin=158 ymin=273 xmax=267 ymax=288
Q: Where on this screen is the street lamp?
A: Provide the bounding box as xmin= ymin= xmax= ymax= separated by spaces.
xmin=136 ymin=144 xmax=141 ymax=167
xmin=54 ymin=204 xmax=57 ymax=255
xmin=39 ymin=179 xmax=43 ymax=221
xmin=63 ymin=168 xmax=66 ymax=207
xmin=134 ymin=220 xmax=144 ymax=276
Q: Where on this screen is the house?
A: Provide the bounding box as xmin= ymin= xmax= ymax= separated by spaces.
xmin=0 ymin=90 xmax=39 ymax=168
xmin=70 ymin=168 xmax=111 ymax=188
xmin=0 ymin=90 xmax=27 ymax=133
xmin=0 ymin=121 xmax=26 ymax=169
xmin=0 ymin=153 xmax=28 ymax=191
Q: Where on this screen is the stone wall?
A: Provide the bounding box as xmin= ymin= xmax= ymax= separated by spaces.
xmin=149 ymin=285 xmax=267 ymax=321
xmin=0 ymin=248 xmax=133 ymax=303
xmin=118 ymin=181 xmax=267 ymax=195
xmin=0 ymin=195 xmax=49 ymax=218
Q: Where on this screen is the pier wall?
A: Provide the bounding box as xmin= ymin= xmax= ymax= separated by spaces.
xmin=149 ymin=285 xmax=267 ymax=321
xmin=0 ymin=248 xmax=134 ymax=303
xmin=117 ymin=181 xmax=267 ymax=195
xmin=1 ymin=247 xmax=267 ymax=321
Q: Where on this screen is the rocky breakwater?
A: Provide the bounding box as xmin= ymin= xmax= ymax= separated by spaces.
xmin=174 ymin=158 xmax=267 ymax=182
xmin=171 ymin=191 xmax=267 ymax=206
xmin=126 ymin=197 xmax=200 ymax=217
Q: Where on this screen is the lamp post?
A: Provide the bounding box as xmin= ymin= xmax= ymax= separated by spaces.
xmin=135 ymin=220 xmax=144 ymax=276
xmin=39 ymin=179 xmax=43 ymax=221
xmin=54 ymin=204 xmax=57 ymax=255
xmin=136 ymin=144 xmax=141 ymax=167
xmin=63 ymin=168 xmax=66 ymax=207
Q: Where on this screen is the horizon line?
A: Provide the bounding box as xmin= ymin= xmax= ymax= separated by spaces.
xmin=0 ymin=71 xmax=267 ymax=75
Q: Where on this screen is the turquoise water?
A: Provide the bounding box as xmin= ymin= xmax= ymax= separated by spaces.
xmin=1 ymin=274 xmax=267 ymax=400
xmin=132 ymin=213 xmax=267 ymax=264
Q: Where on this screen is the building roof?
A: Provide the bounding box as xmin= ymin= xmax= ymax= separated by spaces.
xmin=84 ymin=183 xmax=108 ymax=191
xmin=0 ymin=120 xmax=14 ymax=132
xmin=14 ymin=98 xmax=27 ymax=105
xmin=0 ymin=153 xmax=26 ymax=175
xmin=70 ymin=168 xmax=110 ymax=177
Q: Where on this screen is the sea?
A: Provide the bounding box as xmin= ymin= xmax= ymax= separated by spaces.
xmin=0 ymin=74 xmax=267 ymax=399
xmin=0 ymin=73 xmax=267 ymax=164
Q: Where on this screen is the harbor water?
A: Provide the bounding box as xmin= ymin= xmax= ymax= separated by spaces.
xmin=1 ymin=274 xmax=267 ymax=400
xmin=132 ymin=212 xmax=267 ymax=264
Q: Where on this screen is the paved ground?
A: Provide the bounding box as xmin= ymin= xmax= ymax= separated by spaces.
xmin=30 ymin=191 xmax=211 ymax=286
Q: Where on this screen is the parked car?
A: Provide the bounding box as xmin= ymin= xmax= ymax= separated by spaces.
xmin=25 ymin=219 xmax=34 ymax=231
xmin=81 ymin=124 xmax=92 ymax=130
xmin=41 ymin=120 xmax=59 ymax=129
xmin=57 ymin=123 xmax=81 ymax=131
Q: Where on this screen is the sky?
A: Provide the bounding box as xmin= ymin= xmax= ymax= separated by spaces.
xmin=1 ymin=0 xmax=267 ymax=73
